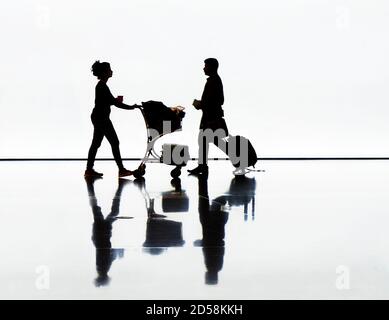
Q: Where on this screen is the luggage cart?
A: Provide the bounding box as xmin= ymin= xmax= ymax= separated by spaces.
xmin=132 ymin=101 xmax=190 ymax=179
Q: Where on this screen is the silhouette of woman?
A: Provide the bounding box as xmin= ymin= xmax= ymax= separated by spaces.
xmin=85 ymin=61 xmax=140 ymax=177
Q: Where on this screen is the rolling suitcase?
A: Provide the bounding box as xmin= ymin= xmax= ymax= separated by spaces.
xmin=227 ymin=135 xmax=258 ymax=170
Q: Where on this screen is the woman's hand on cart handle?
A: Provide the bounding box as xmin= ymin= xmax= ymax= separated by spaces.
xmin=115 ymin=103 xmax=136 ymax=110
xmin=126 ymin=104 xmax=141 ymax=110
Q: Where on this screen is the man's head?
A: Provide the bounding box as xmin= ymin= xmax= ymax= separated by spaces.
xmin=203 ymin=58 xmax=219 ymax=76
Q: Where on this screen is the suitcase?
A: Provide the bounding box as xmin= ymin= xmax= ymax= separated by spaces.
xmin=161 ymin=144 xmax=190 ymax=166
xmin=227 ymin=135 xmax=257 ymax=169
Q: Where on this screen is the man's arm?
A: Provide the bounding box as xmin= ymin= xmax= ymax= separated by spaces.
xmin=200 ymin=76 xmax=224 ymax=109
xmin=193 ymin=99 xmax=202 ymax=109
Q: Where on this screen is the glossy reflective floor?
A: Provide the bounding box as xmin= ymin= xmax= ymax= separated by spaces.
xmin=1 ymin=160 xmax=389 ymax=299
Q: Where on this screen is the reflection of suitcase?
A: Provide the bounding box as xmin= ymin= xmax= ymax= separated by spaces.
xmin=228 ymin=135 xmax=257 ymax=169
xmin=162 ymin=192 xmax=189 ymax=212
xmin=161 ymin=144 xmax=190 ymax=167
xmin=143 ymin=219 xmax=185 ymax=248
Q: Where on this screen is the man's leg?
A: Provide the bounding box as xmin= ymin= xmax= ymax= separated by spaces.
xmin=199 ymin=130 xmax=210 ymax=166
xmin=198 ymin=127 xmax=229 ymax=165
xmin=200 ymin=120 xmax=229 ymax=165
xmin=188 ymin=129 xmax=210 ymax=175
xmin=213 ymin=134 xmax=229 ymax=157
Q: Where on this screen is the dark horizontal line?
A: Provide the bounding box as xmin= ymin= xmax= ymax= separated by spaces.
xmin=0 ymin=158 xmax=145 ymax=161
xmin=258 ymin=157 xmax=389 ymax=160
xmin=1 ymin=157 xmax=389 ymax=161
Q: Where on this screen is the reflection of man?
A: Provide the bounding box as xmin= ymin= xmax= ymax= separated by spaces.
xmin=194 ymin=176 xmax=228 ymax=285
xmin=188 ymin=58 xmax=229 ymax=176
xmin=85 ymin=177 xmax=130 ymax=287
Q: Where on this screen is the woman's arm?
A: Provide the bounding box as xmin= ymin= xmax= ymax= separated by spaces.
xmin=115 ymin=102 xmax=140 ymax=110
xmin=106 ymin=85 xmax=140 ymax=109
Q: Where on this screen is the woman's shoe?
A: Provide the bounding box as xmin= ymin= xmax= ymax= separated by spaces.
xmin=84 ymin=169 xmax=104 ymax=177
xmin=119 ymin=168 xmax=133 ymax=177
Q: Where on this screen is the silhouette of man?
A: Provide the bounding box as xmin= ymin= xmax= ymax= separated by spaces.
xmin=188 ymin=58 xmax=229 ymax=176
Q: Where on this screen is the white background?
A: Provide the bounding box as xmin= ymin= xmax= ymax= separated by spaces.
xmin=1 ymin=0 xmax=389 ymax=158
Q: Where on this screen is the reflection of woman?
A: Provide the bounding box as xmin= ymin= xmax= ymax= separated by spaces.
xmin=85 ymin=61 xmax=139 ymax=177
xmin=85 ymin=177 xmax=130 ymax=286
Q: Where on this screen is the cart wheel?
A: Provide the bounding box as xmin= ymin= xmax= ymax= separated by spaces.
xmin=133 ymin=164 xmax=146 ymax=178
xmin=133 ymin=169 xmax=144 ymax=179
xmin=140 ymin=164 xmax=146 ymax=175
xmin=170 ymin=167 xmax=181 ymax=178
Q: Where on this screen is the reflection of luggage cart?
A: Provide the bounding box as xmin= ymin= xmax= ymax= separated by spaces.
xmin=134 ymin=177 xmax=189 ymax=217
xmin=161 ymin=178 xmax=189 ymax=213
xmin=133 ymin=178 xmax=187 ymax=255
xmin=133 ymin=101 xmax=190 ymax=179
xmin=143 ymin=219 xmax=185 ymax=255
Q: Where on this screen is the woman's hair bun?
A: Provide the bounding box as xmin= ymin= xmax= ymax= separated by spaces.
xmin=91 ymin=60 xmax=110 ymax=78
xmin=91 ymin=60 xmax=101 ymax=77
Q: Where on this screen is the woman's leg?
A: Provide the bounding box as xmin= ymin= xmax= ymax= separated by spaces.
xmin=104 ymin=120 xmax=125 ymax=170
xmin=87 ymin=125 xmax=104 ymax=170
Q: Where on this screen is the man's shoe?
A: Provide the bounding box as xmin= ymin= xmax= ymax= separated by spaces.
xmin=187 ymin=165 xmax=208 ymax=175
xmin=119 ymin=168 xmax=133 ymax=177
xmin=84 ymin=169 xmax=104 ymax=177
